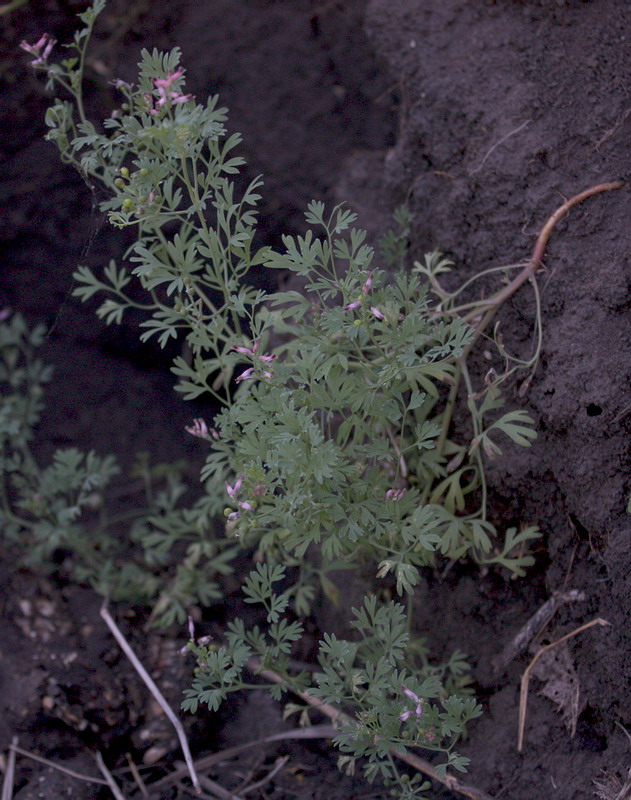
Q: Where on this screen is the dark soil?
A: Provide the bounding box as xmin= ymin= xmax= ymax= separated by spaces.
xmin=1 ymin=1 xmax=630 ymax=799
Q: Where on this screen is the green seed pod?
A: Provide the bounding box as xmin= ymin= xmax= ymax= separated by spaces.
xmin=120 ymin=167 xmax=130 ymax=179
xmin=114 ymin=178 xmax=125 ymax=189
xmin=140 ymin=168 xmax=149 ymax=177
xmin=121 ymin=103 xmax=129 ymax=111
xmin=122 ymin=198 xmax=134 ymax=212
xmin=353 ymin=319 xmax=362 ymax=327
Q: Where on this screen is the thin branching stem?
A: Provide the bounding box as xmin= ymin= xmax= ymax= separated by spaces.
xmin=100 ymin=602 xmax=202 ymax=795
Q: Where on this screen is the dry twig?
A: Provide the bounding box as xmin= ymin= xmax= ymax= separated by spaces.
xmin=125 ymin=753 xmax=149 ymax=798
xmin=95 ymin=751 xmax=127 ymax=800
xmin=100 ymin=601 xmax=201 ymax=794
xmin=241 ymin=756 xmax=289 ymax=795
xmin=470 ymin=119 xmax=531 ymax=175
xmin=8 ymin=743 xmax=108 ymax=786
xmin=148 ymin=724 xmax=336 ymax=791
xmin=517 ymin=617 xmax=611 ymax=752
xmin=492 ymin=589 xmax=586 ymax=674
xmin=196 ymin=774 xmax=245 ymax=800
xmin=1 ymin=737 xmax=18 ymax=800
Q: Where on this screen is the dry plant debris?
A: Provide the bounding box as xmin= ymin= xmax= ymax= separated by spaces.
xmin=517 ymin=618 xmax=611 ymax=752
xmin=531 ymin=641 xmax=581 ymax=737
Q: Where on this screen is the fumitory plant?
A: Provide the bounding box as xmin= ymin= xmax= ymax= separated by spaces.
xmin=5 ymin=0 xmax=547 ymax=792
xmin=0 ymin=308 xmax=238 ymax=625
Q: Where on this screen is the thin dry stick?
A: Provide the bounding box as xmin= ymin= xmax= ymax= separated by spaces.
xmin=197 ymin=774 xmax=245 ymax=800
xmin=241 ymin=756 xmax=289 ymax=796
xmin=148 ymin=724 xmax=336 ymax=791
xmin=247 ymin=658 xmax=497 ymax=800
xmin=517 ymin=617 xmax=611 ymax=752
xmin=100 ymin=601 xmax=201 ymax=794
xmin=492 ymin=589 xmax=586 ymax=674
xmin=125 ymin=753 xmax=149 ymax=798
xmin=8 ymin=744 xmax=108 ymax=786
xmin=95 ymin=751 xmax=127 ymax=800
xmin=470 ymin=119 xmax=531 ymax=175
xmin=1 ymin=737 xmax=18 ymax=800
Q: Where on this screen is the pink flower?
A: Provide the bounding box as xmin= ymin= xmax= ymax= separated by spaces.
xmin=0 ymin=308 xmax=11 ymax=322
xmin=226 ymin=476 xmax=244 ymax=499
xmin=238 ymin=500 xmax=254 ymax=511
xmin=235 ymin=367 xmax=255 ymax=383
xmin=150 ymin=68 xmax=193 ymax=114
xmin=398 ymin=686 xmax=423 ymax=722
xmin=185 ymin=417 xmax=218 ymax=440
xmin=235 ymin=361 xmax=274 ymax=383
xmin=180 ymin=617 xmax=214 ymax=654
xmin=233 ymin=340 xmax=275 ymax=362
xmin=20 ymin=33 xmax=56 ymax=66
xmin=344 ymin=300 xmax=362 ymax=312
xmin=233 ymin=339 xmax=276 ymax=384
xmin=362 ymin=273 xmax=373 ymax=295
xmin=385 ymin=488 xmax=406 ymax=501
xmin=370 ymin=306 xmax=384 ymax=321
xmin=153 ymin=67 xmax=184 ymax=90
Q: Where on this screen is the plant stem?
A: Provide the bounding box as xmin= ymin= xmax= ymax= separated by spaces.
xmin=247 ymin=657 xmax=497 ymax=800
xmin=428 ymin=179 xmax=625 ymax=497
xmin=464 ymin=180 xmax=626 ymax=330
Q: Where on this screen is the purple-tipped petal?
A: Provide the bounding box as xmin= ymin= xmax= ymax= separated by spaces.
xmin=402 ymin=686 xmax=420 ymax=703
xmin=370 ymin=306 xmax=385 ymax=320
xmin=236 ymin=367 xmax=255 ymax=383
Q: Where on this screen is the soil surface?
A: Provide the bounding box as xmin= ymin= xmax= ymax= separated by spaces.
xmin=1 ymin=2 xmax=630 ymax=799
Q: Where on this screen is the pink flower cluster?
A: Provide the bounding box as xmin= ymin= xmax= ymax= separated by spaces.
xmin=179 ymin=616 xmax=212 ymax=655
xmin=149 ymin=68 xmax=193 ymax=115
xmin=343 ymin=273 xmax=385 ymax=320
xmin=225 ymin=476 xmax=254 ymax=522
xmin=184 ymin=418 xmax=219 ymax=441
xmin=232 ymin=340 xmax=276 ymax=383
xmin=398 ymin=686 xmax=423 ymax=722
xmin=385 ymin=488 xmax=406 ymax=501
xmin=20 ymin=34 xmax=56 ymax=67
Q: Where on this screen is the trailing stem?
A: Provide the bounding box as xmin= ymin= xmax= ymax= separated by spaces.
xmin=436 ymin=179 xmax=625 ymax=467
